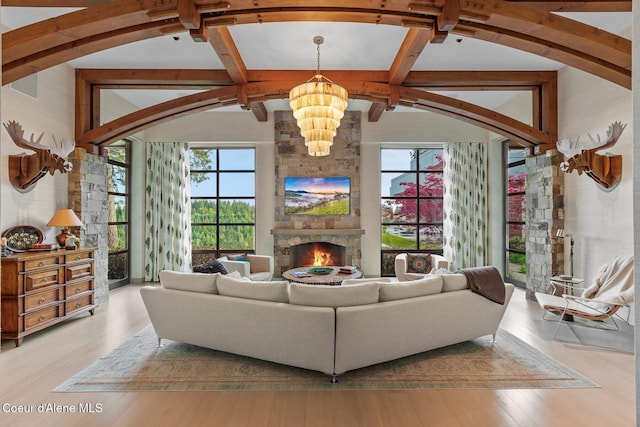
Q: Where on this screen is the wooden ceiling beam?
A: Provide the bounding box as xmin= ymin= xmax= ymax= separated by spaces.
xmin=76 ymin=69 xmax=233 ymax=85
xmin=2 ymin=0 xmax=630 ymax=13
xmin=205 ymin=26 xmax=268 ymax=118
xmin=3 ymin=20 xmax=183 ymax=85
xmin=178 ymin=0 xmax=200 ymax=30
xmin=389 ymin=29 xmax=432 ymax=85
xmin=76 ymin=81 xmax=553 ymax=149
xmin=3 ymin=2 xmax=629 ymax=90
xmin=506 ymin=1 xmax=631 ymax=12
xmin=398 ymin=87 xmax=552 ymax=147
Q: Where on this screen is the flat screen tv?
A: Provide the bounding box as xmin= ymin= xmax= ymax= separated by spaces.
xmin=284 ymin=177 xmax=351 ymax=215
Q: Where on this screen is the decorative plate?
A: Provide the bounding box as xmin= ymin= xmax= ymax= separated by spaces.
xmin=308 ymin=267 xmax=333 ymax=275
xmin=2 ymin=225 xmax=44 ymax=252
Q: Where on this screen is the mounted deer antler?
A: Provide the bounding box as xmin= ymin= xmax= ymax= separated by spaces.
xmin=556 ymin=121 xmax=627 ymax=192
xmin=3 ymin=120 xmax=75 ymax=193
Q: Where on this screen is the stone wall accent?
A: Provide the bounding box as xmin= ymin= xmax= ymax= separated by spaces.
xmin=525 ymin=149 xmax=564 ymax=299
xmin=68 ymin=148 xmax=109 ymax=304
xmin=272 ymin=110 xmax=362 ymax=277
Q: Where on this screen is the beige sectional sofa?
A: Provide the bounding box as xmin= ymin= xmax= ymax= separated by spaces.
xmin=140 ymin=270 xmax=514 ymax=382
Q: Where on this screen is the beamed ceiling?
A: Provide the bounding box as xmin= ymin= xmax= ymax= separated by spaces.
xmin=0 ymin=1 xmax=632 ymax=153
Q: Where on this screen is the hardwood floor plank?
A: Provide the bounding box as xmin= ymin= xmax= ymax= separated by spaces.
xmin=0 ymin=284 xmax=635 ymax=426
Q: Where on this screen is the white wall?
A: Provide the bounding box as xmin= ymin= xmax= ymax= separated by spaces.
xmin=558 ymin=67 xmax=633 ymax=282
xmin=0 ymin=64 xmax=75 ymax=243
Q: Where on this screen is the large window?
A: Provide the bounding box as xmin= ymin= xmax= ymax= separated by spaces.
xmin=190 ymin=148 xmax=256 ymax=265
xmin=106 ymin=140 xmax=130 ymax=290
xmin=380 ymin=148 xmax=444 ymax=276
xmin=505 ymin=144 xmax=526 ymax=285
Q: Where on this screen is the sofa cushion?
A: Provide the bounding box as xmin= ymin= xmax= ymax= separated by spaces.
xmin=406 ymin=253 xmax=431 ymax=274
xmin=217 ymin=274 xmax=289 ymax=303
xmin=288 ymin=282 xmax=380 ymax=307
xmin=379 ymin=276 xmax=443 ymax=301
xmin=441 ymin=273 xmax=468 ymax=292
xmin=193 ymin=258 xmax=228 ymax=275
xmin=159 ymin=270 xmax=220 ymax=294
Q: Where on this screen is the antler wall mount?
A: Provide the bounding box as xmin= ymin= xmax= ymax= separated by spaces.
xmin=3 ymin=120 xmax=75 ymax=193
xmin=556 ymin=121 xmax=627 ymax=192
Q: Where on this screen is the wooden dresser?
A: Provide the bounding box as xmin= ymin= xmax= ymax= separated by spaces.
xmin=1 ymin=247 xmax=97 ymax=346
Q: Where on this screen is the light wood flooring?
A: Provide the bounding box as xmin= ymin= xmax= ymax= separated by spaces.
xmin=0 ymin=284 xmax=635 ymax=427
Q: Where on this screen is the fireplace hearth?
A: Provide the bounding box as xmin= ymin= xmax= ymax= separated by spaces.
xmin=291 ymin=242 xmax=345 ymax=268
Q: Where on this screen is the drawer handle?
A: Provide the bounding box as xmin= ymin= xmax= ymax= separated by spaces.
xmin=38 ymin=261 xmax=45 ymax=267
xmin=38 ymin=297 xmax=46 ymax=304
xmin=39 ymin=314 xmax=46 ymax=322
xmin=74 ymin=256 xmax=81 ymax=260
xmin=40 ymin=278 xmax=47 ymax=283
xmin=75 ymin=287 xmax=82 ymax=294
xmin=75 ymin=303 xmax=81 ymax=309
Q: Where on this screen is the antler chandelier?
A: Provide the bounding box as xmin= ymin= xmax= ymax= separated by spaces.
xmin=289 ymin=36 xmax=348 ymax=157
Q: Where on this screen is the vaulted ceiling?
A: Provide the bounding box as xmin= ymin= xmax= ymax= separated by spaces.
xmin=1 ymin=1 xmax=632 ymax=153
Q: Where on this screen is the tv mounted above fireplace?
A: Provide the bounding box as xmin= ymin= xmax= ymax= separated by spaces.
xmin=284 ymin=177 xmax=350 ymax=215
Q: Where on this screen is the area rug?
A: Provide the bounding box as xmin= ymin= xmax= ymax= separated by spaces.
xmin=535 ymin=315 xmax=634 ymax=354
xmin=55 ymin=326 xmax=598 ymax=392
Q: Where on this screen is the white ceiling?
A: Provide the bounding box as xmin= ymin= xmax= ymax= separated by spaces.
xmin=1 ymin=8 xmax=632 ymax=113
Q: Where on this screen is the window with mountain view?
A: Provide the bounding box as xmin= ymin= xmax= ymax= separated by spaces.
xmin=106 ymin=140 xmax=130 ymax=290
xmin=190 ymin=148 xmax=256 ymax=265
xmin=380 ymin=148 xmax=444 ymax=276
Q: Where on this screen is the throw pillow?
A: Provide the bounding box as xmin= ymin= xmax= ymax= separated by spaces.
xmin=379 ymin=276 xmax=443 ymax=301
xmin=406 ymin=253 xmax=431 ymax=274
xmin=159 ymin=270 xmax=220 ymax=294
xmin=288 ymin=282 xmax=380 ymax=307
xmin=217 ymin=275 xmax=289 ymax=303
xmin=193 ymin=258 xmax=228 ymax=275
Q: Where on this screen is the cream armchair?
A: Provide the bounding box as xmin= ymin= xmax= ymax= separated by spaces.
xmin=395 ymin=253 xmax=449 ymax=282
xmin=218 ymin=254 xmax=274 ymax=281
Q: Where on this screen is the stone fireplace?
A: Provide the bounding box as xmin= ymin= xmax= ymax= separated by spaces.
xmin=271 ymin=111 xmax=364 ymax=277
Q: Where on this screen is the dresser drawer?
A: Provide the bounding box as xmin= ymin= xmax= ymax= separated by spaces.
xmin=25 ymin=269 xmax=60 ymax=291
xmin=65 ymin=251 xmax=93 ymax=264
xmin=25 ymin=288 xmax=61 ymax=312
xmin=66 ymin=295 xmax=93 ymax=315
xmin=66 ymin=279 xmax=93 ymax=298
xmin=25 ymin=306 xmax=60 ymax=330
xmin=24 ymin=256 xmax=60 ymax=271
xmin=66 ymin=263 xmax=93 ymax=281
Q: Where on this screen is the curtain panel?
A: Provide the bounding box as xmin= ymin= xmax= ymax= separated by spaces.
xmin=443 ymin=142 xmax=488 ymax=270
xmin=144 ymin=142 xmax=192 ymax=281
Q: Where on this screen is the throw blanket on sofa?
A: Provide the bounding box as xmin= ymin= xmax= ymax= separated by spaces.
xmin=459 ymin=266 xmax=506 ymax=305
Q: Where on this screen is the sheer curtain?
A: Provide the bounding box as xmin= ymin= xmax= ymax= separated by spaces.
xmin=443 ymin=142 xmax=488 ymax=270
xmin=144 ymin=142 xmax=192 ymax=281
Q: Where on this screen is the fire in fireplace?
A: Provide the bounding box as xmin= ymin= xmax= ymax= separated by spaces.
xmin=290 ymin=242 xmax=346 ymax=268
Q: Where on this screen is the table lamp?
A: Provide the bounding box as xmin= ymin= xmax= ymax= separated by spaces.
xmin=47 ymin=209 xmax=83 ymax=247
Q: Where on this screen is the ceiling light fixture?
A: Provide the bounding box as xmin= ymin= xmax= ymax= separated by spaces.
xmin=288 ymin=36 xmax=348 ymax=157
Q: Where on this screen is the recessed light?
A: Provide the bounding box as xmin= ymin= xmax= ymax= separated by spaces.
xmin=173 ymin=36 xmax=181 ymax=42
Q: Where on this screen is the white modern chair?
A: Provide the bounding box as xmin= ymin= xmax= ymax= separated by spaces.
xmin=218 ymin=254 xmax=274 ymax=281
xmin=535 ymin=253 xmax=634 ymax=339
xmin=394 ymin=253 xmax=449 ymax=281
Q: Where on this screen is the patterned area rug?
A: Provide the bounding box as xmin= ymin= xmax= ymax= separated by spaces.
xmin=55 ymin=326 xmax=598 ymax=392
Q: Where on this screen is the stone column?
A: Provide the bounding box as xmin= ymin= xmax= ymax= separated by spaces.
xmin=68 ymin=148 xmax=109 ymax=304
xmin=272 ymin=111 xmax=362 ymax=276
xmin=525 ymin=149 xmax=565 ymax=299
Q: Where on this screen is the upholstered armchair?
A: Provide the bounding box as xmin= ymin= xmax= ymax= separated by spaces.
xmin=395 ymin=253 xmax=449 ymax=282
xmin=218 ymin=254 xmax=274 ymax=281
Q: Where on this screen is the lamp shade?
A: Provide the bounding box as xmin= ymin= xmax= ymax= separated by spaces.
xmin=47 ymin=209 xmax=83 ymax=227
